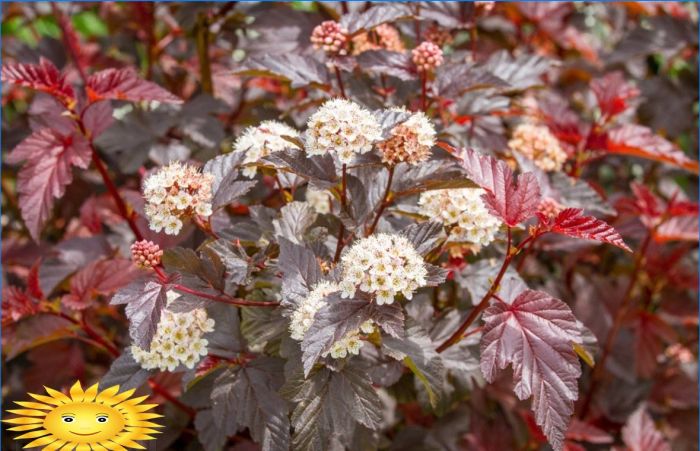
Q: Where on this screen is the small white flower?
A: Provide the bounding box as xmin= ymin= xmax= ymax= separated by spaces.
xmin=131 ymin=291 xmax=215 ymax=372
xmin=419 ymin=188 xmax=501 ymax=247
xmin=305 ymin=99 xmax=381 ymax=164
xmin=233 ymin=121 xmax=301 ymax=178
xmin=339 ymin=234 xmax=427 ymax=304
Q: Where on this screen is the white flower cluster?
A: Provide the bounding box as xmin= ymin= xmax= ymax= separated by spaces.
xmin=508 ymin=123 xmax=567 ymax=172
xmin=289 ymin=281 xmax=374 ymax=360
xmin=305 ymin=187 xmax=334 ymax=214
xmin=326 ymin=321 xmax=375 ymax=359
xmin=131 ymin=291 xmax=215 ymax=371
xmin=418 ymin=188 xmax=501 ymax=246
xmin=305 ymin=99 xmax=382 ymax=164
xmin=289 ymin=281 xmax=338 ymax=341
xmin=339 ymin=234 xmax=428 ymax=305
xmin=233 ymin=121 xmax=301 ymax=178
xmin=143 ymin=161 xmax=214 ymax=235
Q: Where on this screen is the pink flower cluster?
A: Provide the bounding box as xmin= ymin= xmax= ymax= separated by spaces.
xmin=412 ymin=41 xmax=444 ymax=73
xmin=311 ymin=20 xmax=349 ymax=56
xmin=130 ymin=240 xmax=163 ymax=269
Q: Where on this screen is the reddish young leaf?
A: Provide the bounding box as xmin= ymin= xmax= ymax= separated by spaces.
xmin=547 ymin=208 xmax=631 ymax=252
xmin=6 ymin=128 xmax=92 ymax=241
xmin=621 ymin=406 xmax=671 ymax=451
xmin=1 ymin=58 xmax=75 ymax=105
xmin=456 ymin=147 xmax=541 ymax=226
xmin=590 ymin=72 xmax=639 ymax=118
xmin=655 ymin=216 xmax=699 ymax=243
xmin=61 ymin=259 xmax=141 ymax=310
xmin=1 ymin=286 xmax=41 ymax=323
xmin=86 ymin=67 xmax=182 ymax=104
xmin=480 ymin=290 xmax=582 ymax=451
xmin=606 ymin=124 xmax=699 ymax=174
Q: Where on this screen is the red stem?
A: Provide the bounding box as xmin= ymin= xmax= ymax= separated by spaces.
xmin=421 ymin=72 xmax=428 ymax=112
xmin=172 ymin=283 xmax=279 ymax=308
xmin=333 ymin=164 xmax=348 ymax=262
xmin=437 ymin=228 xmax=538 ymax=353
xmin=334 ymin=65 xmax=347 ymax=99
xmin=148 ymin=380 xmax=196 ymax=417
xmin=366 ymin=166 xmax=394 ymax=236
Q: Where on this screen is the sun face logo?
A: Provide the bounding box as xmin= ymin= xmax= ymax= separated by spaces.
xmin=3 ymin=381 xmax=163 ymax=450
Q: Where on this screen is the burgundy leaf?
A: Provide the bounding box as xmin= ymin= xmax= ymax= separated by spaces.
xmin=86 ymin=67 xmax=182 ymax=104
xmin=6 ymin=128 xmax=92 ymax=241
xmin=548 ymin=208 xmax=631 ymax=252
xmin=480 ymin=290 xmax=582 ymax=451
xmin=61 ymin=258 xmax=141 ymax=310
xmin=455 ymin=148 xmax=541 ymax=226
xmin=606 ymin=124 xmax=699 ymax=174
xmin=621 ymin=406 xmax=671 ymax=451
xmin=590 ymin=72 xmax=639 ymax=118
xmin=111 ymin=278 xmax=169 ymax=350
xmin=1 ymin=58 xmax=75 ymax=105
xmin=81 ymin=100 xmax=115 ymax=139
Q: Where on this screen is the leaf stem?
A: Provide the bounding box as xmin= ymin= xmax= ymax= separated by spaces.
xmin=171 ymin=283 xmax=280 ymax=308
xmin=578 ymin=231 xmax=652 ymax=418
xmin=334 ymin=164 xmax=349 ymax=262
xmin=437 ymin=227 xmax=536 ymax=353
xmin=421 ymin=71 xmax=428 ymax=112
xmin=334 ymin=65 xmax=347 ymax=99
xmin=365 ymin=165 xmax=395 ymax=236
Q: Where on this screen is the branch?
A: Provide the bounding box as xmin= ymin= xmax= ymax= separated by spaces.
xmin=365 ymin=165 xmax=394 ymax=236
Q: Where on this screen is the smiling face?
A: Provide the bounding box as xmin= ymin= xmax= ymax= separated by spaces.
xmin=43 ymin=402 xmax=126 ymax=444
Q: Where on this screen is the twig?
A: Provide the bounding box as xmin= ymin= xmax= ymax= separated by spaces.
xmin=436 ymin=228 xmax=541 ymax=353
xmin=420 ymin=71 xmax=428 ymax=112
xmin=333 ymin=164 xmax=349 ymax=262
xmin=172 ymin=283 xmax=280 ymax=308
xmin=334 ymin=65 xmax=346 ymax=98
xmin=365 ymin=166 xmax=395 ymax=236
xmin=195 ymin=12 xmax=214 ymax=95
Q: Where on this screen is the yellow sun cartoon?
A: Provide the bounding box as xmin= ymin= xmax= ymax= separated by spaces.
xmin=3 ymin=381 xmax=163 ymax=450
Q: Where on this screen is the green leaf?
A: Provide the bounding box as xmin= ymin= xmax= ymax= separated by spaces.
xmin=72 ymin=11 xmax=108 ymax=37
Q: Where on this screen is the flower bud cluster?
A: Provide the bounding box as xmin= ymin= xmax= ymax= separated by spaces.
xmin=339 ymin=234 xmax=428 ymax=305
xmin=352 ymin=24 xmax=405 ymax=55
xmin=508 ymin=123 xmax=567 ymax=172
xmin=412 ymin=41 xmax=444 ymax=72
xmin=418 ymin=188 xmax=501 ymax=246
xmin=143 ymin=161 xmax=214 ymax=235
xmin=311 ymin=21 xmax=349 ymax=56
xmin=131 ymin=291 xmax=215 ymax=371
xmin=305 ymin=99 xmax=382 ymax=164
xmin=233 ymin=121 xmax=301 ymax=178
xmin=378 ymin=109 xmax=436 ymax=165
xmin=130 ymin=240 xmax=163 ymax=268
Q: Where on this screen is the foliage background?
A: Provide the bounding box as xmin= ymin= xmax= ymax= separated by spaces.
xmin=1 ymin=2 xmax=698 ymax=451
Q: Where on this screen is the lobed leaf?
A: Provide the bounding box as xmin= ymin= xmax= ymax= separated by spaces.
xmin=212 ymin=358 xmax=290 ymax=451
xmin=340 ymin=4 xmax=412 ymax=34
xmin=1 ymin=58 xmax=75 ymax=104
xmin=236 ymin=54 xmax=331 ymax=88
xmin=7 ymin=128 xmax=92 ymax=241
xmin=480 ymin=290 xmax=582 ymax=451
xmin=547 ymin=208 xmax=631 ymax=252
xmin=86 ymin=67 xmax=182 ymax=103
xmin=111 ymin=278 xmax=169 ymax=350
xmin=456 ymin=147 xmax=541 ymax=226
xmin=605 ymin=124 xmax=699 ymax=174
xmin=621 ymin=406 xmax=671 ymax=451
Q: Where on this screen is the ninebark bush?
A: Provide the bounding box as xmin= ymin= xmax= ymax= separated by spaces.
xmin=2 ymin=2 xmax=698 ymax=450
